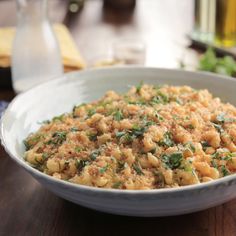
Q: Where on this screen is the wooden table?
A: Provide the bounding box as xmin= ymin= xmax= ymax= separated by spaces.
xmin=0 ymin=1 xmax=235 ymax=235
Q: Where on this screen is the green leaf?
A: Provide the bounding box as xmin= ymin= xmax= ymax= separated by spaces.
xmin=115 ymin=131 xmax=126 ymax=138
xmin=155 ymin=112 xmax=164 ymax=121
xmin=161 ymin=152 xmax=183 ymax=169
xmin=201 ymin=141 xmax=210 ymax=151
xmin=211 ymin=159 xmax=218 ymax=169
xmin=23 ymin=139 xmax=31 ymax=151
xmin=42 ymin=153 xmax=49 ymax=161
xmin=90 ymin=149 xmax=100 ymax=161
xmin=112 ymin=181 xmax=122 ymax=189
xmin=212 ymin=123 xmax=224 ymax=133
xmin=99 ymin=164 xmax=108 ymax=174
xmin=37 ymin=120 xmax=50 ymax=125
xmin=70 ymin=127 xmax=79 ymax=132
xmin=198 ymin=47 xmax=236 ymax=76
xmin=151 ymin=92 xmax=169 ymax=105
xmin=153 ymin=171 xmax=165 ymax=188
xmin=75 ymin=147 xmax=82 ymax=153
xmin=87 ymin=109 xmax=96 ymax=118
xmin=113 ymin=110 xmax=124 ymax=121
xmin=133 ymin=163 xmax=144 ymax=175
xmin=52 ymin=114 xmax=64 ymax=122
xmin=184 ymin=142 xmax=196 ymax=153
xmin=136 ymin=81 xmax=143 ymax=93
xmin=198 ymin=47 xmax=217 ymax=72
xmin=76 ymin=159 xmax=89 ymax=172
xmin=50 ymin=131 xmax=67 ymax=145
xmin=216 ymin=113 xmax=226 ymax=123
xmin=88 ymin=133 xmax=97 ymax=141
xmin=221 ymin=165 xmax=230 ymax=177
xmin=158 ymin=132 xmax=174 ymax=147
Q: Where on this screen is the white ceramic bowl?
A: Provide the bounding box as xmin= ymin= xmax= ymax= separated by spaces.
xmin=1 ymin=67 xmax=236 ymax=217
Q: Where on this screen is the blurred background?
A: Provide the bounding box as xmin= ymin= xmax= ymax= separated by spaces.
xmin=0 ymin=0 xmax=236 ymax=94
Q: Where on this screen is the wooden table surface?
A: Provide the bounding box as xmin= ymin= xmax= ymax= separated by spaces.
xmin=0 ymin=1 xmax=235 ymax=235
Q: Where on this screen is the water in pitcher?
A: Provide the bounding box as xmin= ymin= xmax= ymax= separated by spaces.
xmin=12 ymin=0 xmax=63 ymax=93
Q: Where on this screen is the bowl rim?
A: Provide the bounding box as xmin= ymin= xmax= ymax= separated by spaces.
xmin=2 ymin=66 xmax=236 ymax=195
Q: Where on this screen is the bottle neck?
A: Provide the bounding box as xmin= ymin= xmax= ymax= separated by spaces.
xmin=16 ymin=0 xmax=48 ymax=23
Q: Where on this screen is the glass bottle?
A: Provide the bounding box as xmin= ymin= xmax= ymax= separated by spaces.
xmin=12 ymin=0 xmax=63 ymax=93
xmin=215 ymin=0 xmax=236 ymax=47
xmin=193 ymin=0 xmax=216 ymax=43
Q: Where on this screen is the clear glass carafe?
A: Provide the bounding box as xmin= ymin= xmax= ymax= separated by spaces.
xmin=12 ymin=0 xmax=63 ymax=93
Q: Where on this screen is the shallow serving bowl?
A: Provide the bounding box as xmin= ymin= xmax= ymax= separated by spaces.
xmin=1 ymin=67 xmax=236 ymax=217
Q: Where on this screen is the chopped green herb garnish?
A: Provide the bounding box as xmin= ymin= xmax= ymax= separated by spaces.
xmin=133 ymin=163 xmax=144 ymax=175
xmin=136 ymin=81 xmax=143 ymax=94
xmin=116 ymin=161 xmax=126 ymax=173
xmin=37 ymin=120 xmax=50 ymax=125
xmin=161 ymin=152 xmax=183 ymax=169
xmin=75 ymin=147 xmax=82 ymax=153
xmin=221 ymin=165 xmax=230 ymax=177
xmin=52 ymin=114 xmax=64 ymax=122
xmin=76 ymin=159 xmax=90 ymax=172
xmin=215 ymin=113 xmax=236 ymax=124
xmin=70 ymin=127 xmax=79 ymax=132
xmin=112 ymin=181 xmax=122 ymax=189
xmin=131 ymin=126 xmax=146 ymax=138
xmin=158 ymin=132 xmax=174 ymax=147
xmin=115 ymin=131 xmax=126 ymax=138
xmin=211 ymin=151 xmax=221 ymax=159
xmin=113 ymin=110 xmax=124 ymax=121
xmin=24 ymin=134 xmax=42 ymax=150
xmin=99 ymin=164 xmax=108 ymax=174
xmin=42 ymin=153 xmax=49 ymax=161
xmin=155 ymin=112 xmax=164 ymax=121
xmin=153 ymin=171 xmax=165 ymax=188
xmin=90 ymin=149 xmax=100 ymax=161
xmin=23 ymin=140 xmax=31 ymax=151
xmin=51 ymin=131 xmax=67 ymax=145
xmin=212 ymin=123 xmax=224 ymax=133
xmin=88 ymin=133 xmax=97 ymax=141
xmin=87 ymin=109 xmax=96 ymax=117
xmin=151 ymin=91 xmax=169 ymax=105
xmin=188 ymin=124 xmax=195 ymax=129
xmin=128 ymin=100 xmax=146 ymax=106
xmin=73 ymin=103 xmax=86 ymax=112
xmin=216 ymin=113 xmax=226 ymax=123
xmin=201 ymin=141 xmax=210 ymax=151
xmin=184 ymin=142 xmax=196 ymax=153
xmin=211 ymin=159 xmax=218 ymax=169
xmin=221 ymin=153 xmax=233 ymax=161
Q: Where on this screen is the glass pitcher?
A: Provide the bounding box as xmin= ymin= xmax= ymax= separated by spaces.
xmin=12 ymin=0 xmax=63 ymax=93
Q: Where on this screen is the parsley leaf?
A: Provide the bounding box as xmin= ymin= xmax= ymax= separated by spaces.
xmin=161 ymin=152 xmax=183 ymax=169
xmin=201 ymin=141 xmax=210 ymax=151
xmin=112 ymin=181 xmax=122 ymax=189
xmin=75 ymin=147 xmax=82 ymax=153
xmin=198 ymin=48 xmax=236 ymax=76
xmin=221 ymin=165 xmax=230 ymax=177
xmin=151 ymin=92 xmax=169 ymax=105
xmin=133 ymin=163 xmax=144 ymax=175
xmin=158 ymin=132 xmax=174 ymax=147
xmin=136 ymin=81 xmax=143 ymax=94
xmin=99 ymin=164 xmax=108 ymax=174
xmin=87 ymin=109 xmax=96 ymax=118
xmin=50 ymin=131 xmax=67 ymax=145
xmin=76 ymin=159 xmax=90 ymax=172
xmin=113 ymin=110 xmax=124 ymax=121
xmin=90 ymin=149 xmax=100 ymax=161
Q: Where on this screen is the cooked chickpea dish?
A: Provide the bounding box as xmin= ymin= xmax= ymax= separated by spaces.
xmin=24 ymin=84 xmax=236 ymax=190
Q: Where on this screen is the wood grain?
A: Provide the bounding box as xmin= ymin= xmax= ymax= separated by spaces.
xmin=0 ymin=0 xmax=235 ymax=236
